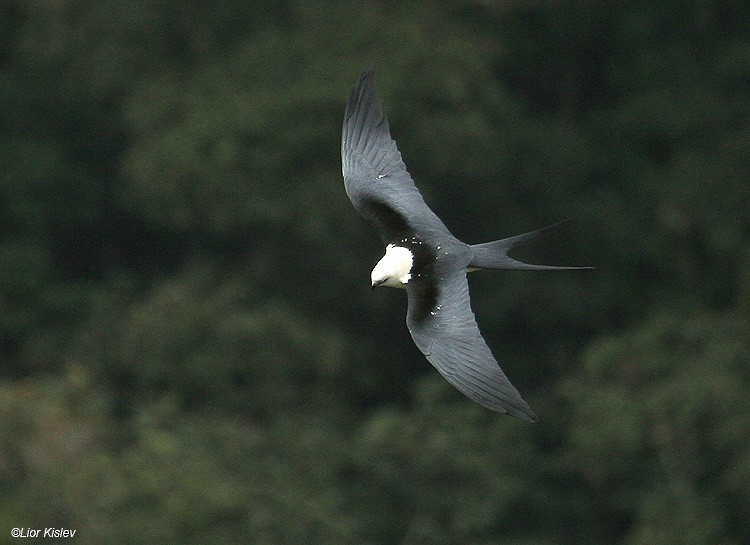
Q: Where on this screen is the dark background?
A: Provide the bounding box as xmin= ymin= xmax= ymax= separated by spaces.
xmin=1 ymin=1 xmax=748 ymax=543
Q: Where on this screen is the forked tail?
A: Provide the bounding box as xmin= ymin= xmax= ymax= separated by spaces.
xmin=469 ymin=220 xmax=592 ymax=271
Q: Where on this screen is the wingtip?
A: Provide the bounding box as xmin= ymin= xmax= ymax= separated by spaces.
xmin=506 ymin=404 xmax=538 ymax=423
xmin=359 ymin=65 xmax=376 ymax=79
xmin=345 ymin=67 xmax=378 ymax=122
xmin=353 ymin=66 xmax=376 ymax=95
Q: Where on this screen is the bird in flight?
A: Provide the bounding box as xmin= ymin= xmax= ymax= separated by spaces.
xmin=341 ymin=68 xmax=589 ymax=422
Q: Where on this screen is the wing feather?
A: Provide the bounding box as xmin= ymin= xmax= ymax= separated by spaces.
xmin=406 ymin=268 xmax=538 ymax=421
xmin=342 ymin=68 xmax=452 ymax=244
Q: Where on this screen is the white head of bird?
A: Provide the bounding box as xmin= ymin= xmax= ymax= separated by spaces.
xmin=371 ymin=244 xmax=414 ymax=289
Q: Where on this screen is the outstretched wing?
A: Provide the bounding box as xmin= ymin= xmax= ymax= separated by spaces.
xmin=342 ymin=68 xmax=452 ymax=245
xmin=406 ymin=266 xmax=537 ymax=422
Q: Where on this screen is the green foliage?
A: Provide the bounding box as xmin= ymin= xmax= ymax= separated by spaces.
xmin=0 ymin=372 xmax=360 ymax=544
xmin=349 ymin=381 xmax=543 ymax=544
xmin=1 ymin=0 xmax=748 ymax=543
xmin=560 ymin=312 xmax=750 ymax=544
xmin=70 ymin=264 xmax=355 ymax=416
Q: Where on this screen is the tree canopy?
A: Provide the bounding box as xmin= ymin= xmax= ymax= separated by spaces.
xmin=1 ymin=1 xmax=748 ymax=543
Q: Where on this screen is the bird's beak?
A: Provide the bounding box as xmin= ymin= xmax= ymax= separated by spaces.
xmin=371 ymin=280 xmax=382 ymax=291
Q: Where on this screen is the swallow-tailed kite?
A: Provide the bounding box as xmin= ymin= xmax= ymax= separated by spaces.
xmin=341 ymin=68 xmax=590 ymax=422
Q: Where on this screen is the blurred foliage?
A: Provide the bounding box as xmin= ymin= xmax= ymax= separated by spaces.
xmin=1 ymin=0 xmax=748 ymax=543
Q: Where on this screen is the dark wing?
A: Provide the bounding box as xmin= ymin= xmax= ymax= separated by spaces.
xmin=406 ymin=265 xmax=538 ymax=422
xmin=342 ymin=68 xmax=452 ymax=244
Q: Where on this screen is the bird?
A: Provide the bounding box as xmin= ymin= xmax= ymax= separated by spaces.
xmin=341 ymin=68 xmax=590 ymax=422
